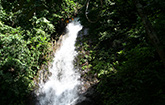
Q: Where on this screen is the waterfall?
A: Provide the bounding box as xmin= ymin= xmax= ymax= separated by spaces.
xmin=37 ymin=19 xmax=82 ymax=105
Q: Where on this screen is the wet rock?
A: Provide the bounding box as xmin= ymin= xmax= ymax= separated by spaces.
xmin=75 ymin=27 xmax=102 ymax=105
xmin=76 ymin=84 xmax=101 ymax=105
xmin=76 ymin=100 xmax=93 ymax=105
xmin=26 ymin=34 xmax=65 ymax=105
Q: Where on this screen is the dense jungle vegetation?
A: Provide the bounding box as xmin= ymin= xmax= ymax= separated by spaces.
xmin=0 ymin=0 xmax=81 ymax=104
xmin=0 ymin=0 xmax=165 ymax=105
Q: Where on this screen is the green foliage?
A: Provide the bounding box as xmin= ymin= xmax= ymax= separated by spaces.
xmin=0 ymin=0 xmax=80 ymax=104
xmin=78 ymin=0 xmax=165 ymax=104
xmin=0 ymin=19 xmax=53 ymax=104
xmin=77 ymin=41 xmax=93 ymax=71
xmin=98 ymin=45 xmax=165 ymax=105
xmin=0 ymin=25 xmax=34 ymax=104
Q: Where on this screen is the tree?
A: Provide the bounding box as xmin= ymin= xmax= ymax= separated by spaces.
xmin=0 ymin=0 xmax=80 ymax=104
xmin=134 ymin=0 xmax=165 ymax=68
xmin=77 ymin=0 xmax=165 ymax=104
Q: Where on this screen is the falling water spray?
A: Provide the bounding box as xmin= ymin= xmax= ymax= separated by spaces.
xmin=37 ymin=19 xmax=82 ymax=105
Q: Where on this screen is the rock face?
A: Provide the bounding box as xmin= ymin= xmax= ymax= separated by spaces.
xmin=75 ymin=28 xmax=101 ymax=105
xmin=26 ymin=27 xmax=102 ymax=105
xmin=33 ymin=35 xmax=64 ymax=94
xmin=25 ymin=35 xmax=64 ymax=105
xmin=76 ymin=84 xmax=101 ymax=105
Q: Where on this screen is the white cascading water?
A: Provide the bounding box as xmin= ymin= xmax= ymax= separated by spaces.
xmin=37 ymin=19 xmax=82 ymax=105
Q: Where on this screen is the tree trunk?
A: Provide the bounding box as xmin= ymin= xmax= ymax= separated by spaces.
xmin=134 ymin=0 xmax=165 ymax=68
